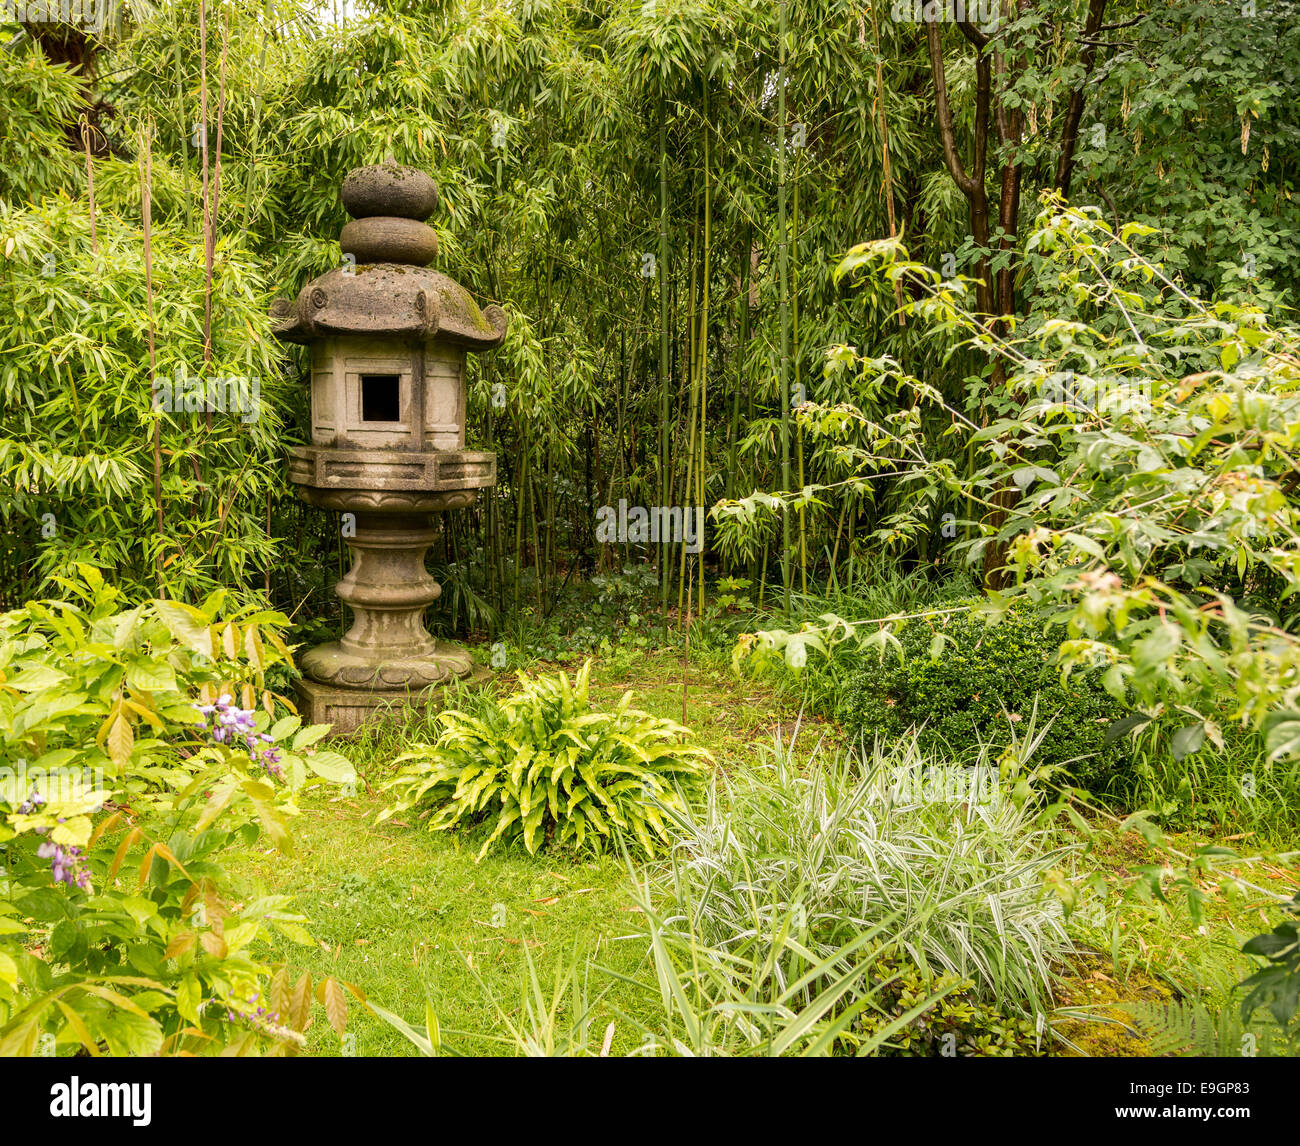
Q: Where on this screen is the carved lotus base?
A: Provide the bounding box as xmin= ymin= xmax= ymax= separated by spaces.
xmin=294 ymin=665 xmax=491 ymax=737
xmin=299 ymin=638 xmax=475 ymax=689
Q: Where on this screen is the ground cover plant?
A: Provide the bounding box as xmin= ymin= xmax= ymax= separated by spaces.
xmin=1 ymin=0 xmax=1298 ymax=1076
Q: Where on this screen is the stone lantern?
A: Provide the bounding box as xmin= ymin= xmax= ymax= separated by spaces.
xmin=270 ymin=161 xmax=505 ymax=733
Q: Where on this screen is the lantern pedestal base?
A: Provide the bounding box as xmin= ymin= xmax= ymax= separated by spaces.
xmin=294 ymin=663 xmax=491 ymax=736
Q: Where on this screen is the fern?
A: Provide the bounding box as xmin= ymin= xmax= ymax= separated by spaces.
xmin=1114 ymin=1000 xmax=1295 ymax=1057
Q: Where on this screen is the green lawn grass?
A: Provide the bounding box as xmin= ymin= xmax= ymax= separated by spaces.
xmin=222 ymin=642 xmax=1300 ymax=1056
xmin=230 ymin=787 xmax=650 ymax=1055
xmin=224 ymin=645 xmax=812 ymax=1055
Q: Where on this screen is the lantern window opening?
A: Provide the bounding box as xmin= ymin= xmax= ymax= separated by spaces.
xmin=360 ymin=373 xmax=402 ymax=422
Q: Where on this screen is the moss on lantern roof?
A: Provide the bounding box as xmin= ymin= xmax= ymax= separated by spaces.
xmin=270 ymin=264 xmax=506 ymax=348
xmin=269 ymin=163 xmax=506 ymax=350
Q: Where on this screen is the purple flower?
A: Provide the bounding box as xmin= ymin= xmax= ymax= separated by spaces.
xmin=37 ymin=839 xmax=91 ymax=891
xmin=193 ymin=695 xmax=283 ymax=779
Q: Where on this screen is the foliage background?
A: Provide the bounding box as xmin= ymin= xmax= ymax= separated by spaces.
xmin=4 ymin=0 xmax=1294 ymax=629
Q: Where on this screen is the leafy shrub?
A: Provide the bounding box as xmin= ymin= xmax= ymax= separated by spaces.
xmin=1239 ymin=890 xmax=1300 ymax=1031
xmin=835 ymin=600 xmax=1124 ymax=787
xmin=0 ymin=567 xmax=356 ymax=1055
xmin=740 ymin=566 xmax=977 ymax=716
xmin=378 ymin=660 xmax=711 ymax=859
xmin=855 ymin=953 xmax=1044 ymax=1057
xmin=807 ymin=205 xmax=1300 ymax=766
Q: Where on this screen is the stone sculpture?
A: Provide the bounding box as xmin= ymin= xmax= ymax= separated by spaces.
xmin=271 ymin=160 xmax=503 ymax=732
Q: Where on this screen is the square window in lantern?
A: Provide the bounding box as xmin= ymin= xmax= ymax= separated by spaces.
xmin=360 ymin=374 xmax=401 ymax=422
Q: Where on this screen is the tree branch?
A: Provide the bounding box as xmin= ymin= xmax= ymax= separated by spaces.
xmin=1054 ymin=0 xmax=1110 ymax=197
xmin=926 ymin=17 xmax=980 ymax=200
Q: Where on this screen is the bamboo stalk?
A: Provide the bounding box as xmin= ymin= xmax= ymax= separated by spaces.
xmin=681 ymin=557 xmax=693 ymax=728
xmin=529 ymin=472 xmax=544 ymax=612
xmin=264 ymin=489 xmax=271 ymax=599
xmin=793 ymin=148 xmax=807 ymax=595
xmin=677 ymin=207 xmax=699 ymax=617
xmin=869 ymin=0 xmax=905 ymax=322
xmin=514 ymin=443 xmax=528 ymax=614
xmin=544 ymin=440 xmax=554 ymax=597
xmin=82 ymin=118 xmax=97 ymax=256
xmin=658 ymin=96 xmax=671 ymax=632
xmin=726 ymin=223 xmax=751 ymax=508
xmin=697 ymin=89 xmax=711 ymax=616
xmin=777 ymin=0 xmax=792 ymax=615
xmin=140 ymin=120 xmax=162 ymax=594
xmin=241 ymin=15 xmax=270 ymax=236
xmin=540 ymin=253 xmax=554 ymax=603
xmin=175 ymin=39 xmax=189 ymax=231
xmin=481 ymin=358 xmax=493 ymax=606
xmin=199 ymin=0 xmax=212 ymax=379
xmin=211 ymin=12 xmax=228 ymax=257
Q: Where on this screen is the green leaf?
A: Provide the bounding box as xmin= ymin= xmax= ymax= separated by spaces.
xmin=1105 ymin=713 xmax=1151 ymax=745
xmin=1264 ymin=710 xmax=1300 ymax=762
xmin=176 ymin=975 xmax=202 ymax=1024
xmin=270 ymin=715 xmax=302 ymax=740
xmin=8 ymin=664 xmax=69 ymax=691
xmin=305 ymin=749 xmax=355 ymax=784
xmin=124 ymin=658 xmax=178 ymax=693
xmin=1170 ymin=722 xmax=1206 ymax=761
xmin=292 ymin=724 xmax=331 ymax=752
xmin=153 ymin=601 xmax=214 ymax=658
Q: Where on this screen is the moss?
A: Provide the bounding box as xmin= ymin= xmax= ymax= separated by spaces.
xmin=1053 ymin=954 xmax=1175 ymax=1057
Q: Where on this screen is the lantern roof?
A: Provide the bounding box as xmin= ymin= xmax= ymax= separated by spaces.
xmin=270 ymin=161 xmax=507 ymax=349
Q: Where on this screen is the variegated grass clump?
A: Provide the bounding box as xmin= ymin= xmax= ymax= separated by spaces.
xmin=656 ymin=722 xmax=1077 ymax=1018
xmin=377 ymin=660 xmax=711 ymax=859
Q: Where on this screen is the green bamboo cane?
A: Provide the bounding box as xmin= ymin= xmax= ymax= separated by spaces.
xmin=777 ymin=0 xmax=792 ymax=616
xmin=658 ymin=96 xmax=671 ymax=634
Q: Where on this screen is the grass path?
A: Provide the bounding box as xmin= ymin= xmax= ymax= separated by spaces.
xmin=226 ymin=651 xmax=810 ymax=1055
xmin=225 ymin=647 xmax=1299 ymax=1056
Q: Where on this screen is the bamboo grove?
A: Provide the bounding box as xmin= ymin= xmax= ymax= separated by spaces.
xmin=1 ymin=0 xmax=1294 ymax=635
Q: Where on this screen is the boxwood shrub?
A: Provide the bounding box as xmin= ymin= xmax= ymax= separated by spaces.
xmin=835 ymin=600 xmax=1124 ymax=787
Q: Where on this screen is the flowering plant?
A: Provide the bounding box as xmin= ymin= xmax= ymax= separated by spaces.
xmin=0 ymin=567 xmax=357 ymax=1055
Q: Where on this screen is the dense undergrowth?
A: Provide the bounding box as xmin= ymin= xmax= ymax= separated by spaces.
xmin=3 ymin=566 xmax=1298 ymax=1056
